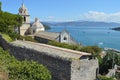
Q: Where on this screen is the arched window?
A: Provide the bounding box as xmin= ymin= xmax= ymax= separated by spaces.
xmin=24 ymin=16 xmax=26 ymax=22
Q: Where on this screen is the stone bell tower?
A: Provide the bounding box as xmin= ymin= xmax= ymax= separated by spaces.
xmin=18 ymin=3 xmax=30 ymax=35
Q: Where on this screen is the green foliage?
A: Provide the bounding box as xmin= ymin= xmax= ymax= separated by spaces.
xmin=115 ymin=72 xmax=120 ymax=80
xmin=7 ymin=31 xmax=20 ymax=40
xmin=18 ymin=35 xmax=37 ymax=42
xmin=98 ymin=75 xmax=115 ymax=80
xmin=0 ymin=33 xmax=13 ymax=42
xmin=0 ymin=47 xmax=51 ymax=80
xmin=8 ymin=60 xmax=51 ymax=80
xmin=0 ymin=2 xmax=2 ymax=11
xmin=99 ymin=50 xmax=120 ymax=74
xmin=0 ymin=11 xmax=22 ymax=33
xmin=80 ymin=46 xmax=102 ymax=56
xmin=48 ymin=41 xmax=81 ymax=50
xmin=0 ymin=9 xmax=22 ymax=41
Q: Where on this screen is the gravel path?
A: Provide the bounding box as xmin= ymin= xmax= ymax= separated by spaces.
xmin=11 ymin=40 xmax=91 ymax=60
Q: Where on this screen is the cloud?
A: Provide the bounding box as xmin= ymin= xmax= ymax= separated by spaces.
xmin=45 ymin=16 xmax=74 ymax=22
xmin=48 ymin=16 xmax=55 ymax=19
xmin=80 ymin=11 xmax=120 ymax=23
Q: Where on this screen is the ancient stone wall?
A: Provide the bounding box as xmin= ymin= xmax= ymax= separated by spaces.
xmin=0 ymin=34 xmax=98 ymax=80
xmin=71 ymin=59 xmax=98 ymax=80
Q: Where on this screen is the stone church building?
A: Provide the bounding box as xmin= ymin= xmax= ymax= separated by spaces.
xmin=16 ymin=3 xmax=77 ymax=45
xmin=15 ymin=3 xmax=45 ymax=35
xmin=34 ymin=30 xmax=78 ymax=45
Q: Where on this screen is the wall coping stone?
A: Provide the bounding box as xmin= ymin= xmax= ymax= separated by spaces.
xmin=11 ymin=40 xmax=91 ymax=61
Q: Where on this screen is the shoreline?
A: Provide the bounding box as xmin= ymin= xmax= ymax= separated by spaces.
xmin=104 ymin=47 xmax=120 ymax=54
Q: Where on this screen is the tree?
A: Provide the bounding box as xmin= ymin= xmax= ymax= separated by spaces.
xmin=0 ymin=2 xmax=2 ymax=11
xmin=0 ymin=10 xmax=22 ymax=40
xmin=0 ymin=11 xmax=22 ymax=33
xmin=99 ymin=50 xmax=120 ymax=74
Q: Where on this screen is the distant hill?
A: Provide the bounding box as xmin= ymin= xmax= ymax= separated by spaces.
xmin=42 ymin=21 xmax=120 ymax=27
xmin=112 ymin=27 xmax=120 ymax=31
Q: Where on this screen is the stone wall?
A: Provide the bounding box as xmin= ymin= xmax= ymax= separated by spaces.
xmin=71 ymin=59 xmax=98 ymax=80
xmin=0 ymin=34 xmax=98 ymax=80
xmin=9 ymin=45 xmax=71 ymax=80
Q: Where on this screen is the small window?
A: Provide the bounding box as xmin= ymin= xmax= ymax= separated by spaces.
xmin=24 ymin=16 xmax=26 ymax=22
xmin=63 ymin=37 xmax=67 ymax=40
xmin=33 ymin=30 xmax=35 ymax=33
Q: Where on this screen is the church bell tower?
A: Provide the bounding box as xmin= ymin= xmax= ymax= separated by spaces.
xmin=18 ymin=3 xmax=30 ymax=35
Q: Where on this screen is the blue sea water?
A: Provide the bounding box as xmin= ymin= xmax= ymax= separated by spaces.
xmin=47 ymin=26 xmax=120 ymax=50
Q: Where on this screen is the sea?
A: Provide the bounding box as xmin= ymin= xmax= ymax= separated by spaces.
xmin=47 ymin=26 xmax=120 ymax=50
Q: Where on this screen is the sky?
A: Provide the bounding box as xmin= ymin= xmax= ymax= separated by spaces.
xmin=1 ymin=0 xmax=120 ymax=22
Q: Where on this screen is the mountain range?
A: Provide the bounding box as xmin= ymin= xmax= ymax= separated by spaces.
xmin=42 ymin=21 xmax=120 ymax=27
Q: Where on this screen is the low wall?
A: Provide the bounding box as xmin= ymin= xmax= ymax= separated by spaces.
xmin=0 ymin=35 xmax=98 ymax=80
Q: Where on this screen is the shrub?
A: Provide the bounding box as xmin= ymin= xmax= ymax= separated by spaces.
xmin=7 ymin=31 xmax=19 ymax=40
xmin=80 ymin=46 xmax=102 ymax=56
xmin=0 ymin=47 xmax=51 ymax=80
xmin=18 ymin=35 xmax=37 ymax=42
xmin=98 ymin=75 xmax=115 ymax=80
xmin=8 ymin=60 xmax=51 ymax=80
xmin=48 ymin=41 xmax=81 ymax=50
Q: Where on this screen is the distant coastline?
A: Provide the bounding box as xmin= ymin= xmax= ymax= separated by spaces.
xmin=112 ymin=27 xmax=120 ymax=31
xmin=42 ymin=21 xmax=120 ymax=27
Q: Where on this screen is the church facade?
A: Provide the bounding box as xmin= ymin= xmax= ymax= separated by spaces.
xmin=17 ymin=3 xmax=45 ymax=35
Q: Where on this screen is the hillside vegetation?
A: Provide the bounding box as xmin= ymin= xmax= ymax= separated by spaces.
xmin=0 ymin=7 xmax=22 ymax=40
xmin=0 ymin=47 xmax=51 ymax=80
xmin=0 ymin=2 xmax=52 ymax=80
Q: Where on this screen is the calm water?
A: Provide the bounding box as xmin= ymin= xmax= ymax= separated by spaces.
xmin=47 ymin=26 xmax=120 ymax=50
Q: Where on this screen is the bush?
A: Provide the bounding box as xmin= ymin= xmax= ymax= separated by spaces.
xmin=80 ymin=46 xmax=102 ymax=56
xmin=7 ymin=31 xmax=19 ymax=40
xmin=18 ymin=35 xmax=37 ymax=42
xmin=98 ymin=75 xmax=115 ymax=80
xmin=0 ymin=47 xmax=51 ymax=80
xmin=48 ymin=41 xmax=81 ymax=50
xmin=8 ymin=60 xmax=51 ymax=80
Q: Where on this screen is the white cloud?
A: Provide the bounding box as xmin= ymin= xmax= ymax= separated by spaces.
xmin=48 ymin=16 xmax=55 ymax=19
xmin=44 ymin=16 xmax=75 ymax=22
xmin=80 ymin=11 xmax=120 ymax=23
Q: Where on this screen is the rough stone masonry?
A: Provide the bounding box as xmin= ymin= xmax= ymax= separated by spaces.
xmin=0 ymin=35 xmax=98 ymax=80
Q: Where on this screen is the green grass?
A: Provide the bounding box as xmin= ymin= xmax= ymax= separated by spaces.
xmin=0 ymin=33 xmax=13 ymax=42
